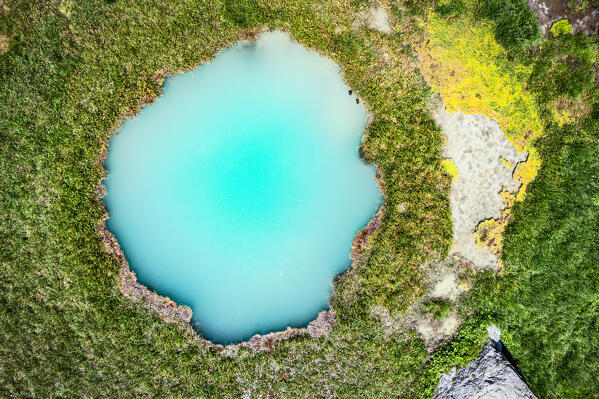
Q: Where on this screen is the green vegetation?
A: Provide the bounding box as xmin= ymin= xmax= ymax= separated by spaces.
xmin=465 ymin=31 xmax=599 ymax=399
xmin=476 ymin=0 xmax=540 ymax=52
xmin=423 ymin=299 xmax=453 ymax=320
xmin=551 ymin=19 xmax=573 ymax=37
xmin=529 ymin=34 xmax=597 ymax=101
xmin=411 ymin=2 xmax=598 ymax=396
xmin=0 ymin=0 xmax=457 ymax=397
xmin=434 ymin=0 xmax=467 ymax=17
xmin=454 ymin=13 xmax=599 ymax=398
xmin=463 ymin=117 xmax=599 ymax=397
xmin=1 ymin=0 xmax=598 ymax=397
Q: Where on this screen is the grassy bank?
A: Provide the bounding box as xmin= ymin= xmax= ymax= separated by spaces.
xmin=463 ymin=31 xmax=599 ymax=398
xmin=1 ymin=0 xmax=597 ymax=397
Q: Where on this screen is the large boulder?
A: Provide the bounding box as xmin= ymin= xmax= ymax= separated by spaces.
xmin=434 ymin=327 xmax=537 ymax=399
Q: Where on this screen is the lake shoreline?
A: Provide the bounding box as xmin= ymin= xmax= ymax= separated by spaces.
xmin=96 ymin=29 xmax=384 ymax=353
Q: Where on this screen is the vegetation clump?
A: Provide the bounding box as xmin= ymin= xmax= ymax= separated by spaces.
xmin=476 ymin=0 xmax=541 ymax=52
xmin=551 ymin=19 xmax=573 ymax=37
xmin=423 ymin=299 xmax=453 ymax=320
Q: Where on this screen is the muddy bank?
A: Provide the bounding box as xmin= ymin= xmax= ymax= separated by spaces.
xmin=98 ymin=220 xmax=193 ymax=324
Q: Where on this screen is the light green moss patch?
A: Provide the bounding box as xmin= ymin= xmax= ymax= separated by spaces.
xmin=550 ymin=19 xmax=573 ymax=37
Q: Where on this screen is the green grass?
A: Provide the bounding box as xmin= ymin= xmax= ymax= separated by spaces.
xmin=423 ymin=299 xmax=453 ymax=320
xmin=461 ymin=115 xmax=599 ymax=397
xmin=476 ymin=0 xmax=541 ymax=52
xmin=458 ymin=29 xmax=599 ymax=398
xmin=1 ymin=0 xmax=598 ymax=397
xmin=0 ymin=0 xmax=459 ymax=397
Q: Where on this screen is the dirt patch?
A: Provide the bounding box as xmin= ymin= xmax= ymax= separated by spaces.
xmin=367 ymin=4 xmax=392 ymax=34
xmin=219 ymin=310 xmax=335 ymax=356
xmin=0 ymin=35 xmax=9 ymax=56
xmin=370 ymin=258 xmax=472 ymax=351
xmin=527 ymin=0 xmax=599 ymax=35
xmin=354 ymin=2 xmax=392 ymax=34
xmin=431 ymin=274 xmax=459 ymax=301
xmin=371 ymin=303 xmax=462 ymax=351
xmin=415 ymin=313 xmax=461 ymax=350
xmin=351 ymin=205 xmax=384 ymax=261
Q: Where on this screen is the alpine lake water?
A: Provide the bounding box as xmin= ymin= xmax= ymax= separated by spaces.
xmin=104 ymin=32 xmax=382 ymax=344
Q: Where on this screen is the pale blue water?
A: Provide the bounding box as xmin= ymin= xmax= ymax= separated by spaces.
xmin=104 ymin=32 xmax=381 ymax=344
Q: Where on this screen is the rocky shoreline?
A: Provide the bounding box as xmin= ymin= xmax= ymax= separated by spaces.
xmin=96 ymin=197 xmax=378 ymax=353
xmin=98 ymin=214 xmax=338 ymax=353
xmin=97 ymin=220 xmax=193 ymax=324
xmin=214 ymin=310 xmax=335 ymax=355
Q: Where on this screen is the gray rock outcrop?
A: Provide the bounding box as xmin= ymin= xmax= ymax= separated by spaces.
xmin=434 ymin=327 xmax=537 ymax=399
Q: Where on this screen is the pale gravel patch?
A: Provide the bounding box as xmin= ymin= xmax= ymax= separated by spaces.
xmin=431 ymin=100 xmax=527 ymax=269
xmin=367 ymin=4 xmax=392 ymax=34
xmin=370 ymin=258 xmax=470 ymax=351
xmin=415 ymin=313 xmax=461 ymax=350
xmin=431 ymin=274 xmax=459 ymax=302
xmin=370 ymin=305 xmax=404 ymax=338
xmin=370 ymin=303 xmax=461 ymax=352
xmin=352 ymin=2 xmax=392 ymax=34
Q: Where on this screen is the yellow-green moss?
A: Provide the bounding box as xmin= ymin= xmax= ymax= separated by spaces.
xmin=550 ymin=19 xmax=573 ymax=37
xmin=474 ymin=190 xmax=516 ymax=259
xmin=416 ymin=10 xmax=546 ymax=256
xmin=499 ymin=157 xmax=512 ymax=168
xmin=416 ymin=12 xmax=543 ymax=153
xmin=58 ymin=0 xmax=72 ymax=18
xmin=441 ymin=159 xmax=458 ymax=182
xmin=550 ymin=96 xmax=591 ymax=127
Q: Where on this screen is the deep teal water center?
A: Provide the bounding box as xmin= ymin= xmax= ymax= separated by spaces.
xmin=103 ymin=32 xmax=382 ymax=344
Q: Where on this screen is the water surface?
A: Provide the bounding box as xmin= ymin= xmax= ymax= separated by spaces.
xmin=104 ymin=32 xmax=381 ymax=344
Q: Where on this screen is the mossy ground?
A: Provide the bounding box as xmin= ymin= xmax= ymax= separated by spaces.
xmin=1 ymin=0 xmax=598 ymax=398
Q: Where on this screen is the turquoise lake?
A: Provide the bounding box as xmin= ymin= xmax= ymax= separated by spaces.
xmin=104 ymin=32 xmax=382 ymax=344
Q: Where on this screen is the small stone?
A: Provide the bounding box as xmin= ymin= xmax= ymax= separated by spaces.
xmin=487 ymin=324 xmax=501 ymax=342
